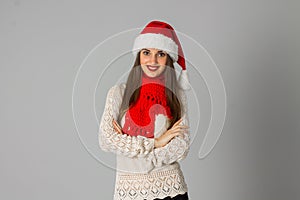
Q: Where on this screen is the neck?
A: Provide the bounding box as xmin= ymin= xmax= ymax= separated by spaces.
xmin=141 ymin=72 xmax=165 ymax=86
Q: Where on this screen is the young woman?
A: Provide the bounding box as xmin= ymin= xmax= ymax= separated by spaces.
xmin=99 ymin=21 xmax=191 ymax=200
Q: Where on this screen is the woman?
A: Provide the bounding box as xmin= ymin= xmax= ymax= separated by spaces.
xmin=99 ymin=20 xmax=191 ymax=200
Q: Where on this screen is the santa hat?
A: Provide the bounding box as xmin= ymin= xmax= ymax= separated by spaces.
xmin=132 ymin=20 xmax=190 ymax=90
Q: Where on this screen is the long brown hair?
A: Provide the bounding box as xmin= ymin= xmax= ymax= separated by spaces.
xmin=118 ymin=51 xmax=182 ymax=130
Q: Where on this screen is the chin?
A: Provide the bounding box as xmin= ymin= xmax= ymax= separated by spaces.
xmin=145 ymin=73 xmax=156 ymax=78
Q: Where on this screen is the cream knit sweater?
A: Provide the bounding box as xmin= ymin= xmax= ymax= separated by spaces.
xmin=99 ymin=83 xmax=190 ymax=200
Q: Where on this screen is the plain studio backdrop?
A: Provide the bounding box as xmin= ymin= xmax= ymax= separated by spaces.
xmin=1 ymin=0 xmax=299 ymax=199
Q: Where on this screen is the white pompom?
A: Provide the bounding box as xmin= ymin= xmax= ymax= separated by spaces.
xmin=178 ymin=70 xmax=191 ymax=90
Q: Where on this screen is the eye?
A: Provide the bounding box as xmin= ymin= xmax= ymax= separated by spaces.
xmin=158 ymin=52 xmax=166 ymax=57
xmin=142 ymin=50 xmax=150 ymax=56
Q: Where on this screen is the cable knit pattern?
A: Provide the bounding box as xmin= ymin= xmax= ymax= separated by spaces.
xmin=115 ymin=164 xmax=188 ymax=200
xmin=98 ymin=83 xmax=190 ymax=199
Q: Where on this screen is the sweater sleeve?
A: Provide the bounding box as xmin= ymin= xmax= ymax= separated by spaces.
xmin=98 ymin=85 xmax=155 ymax=158
xmin=147 ymin=89 xmax=190 ymax=167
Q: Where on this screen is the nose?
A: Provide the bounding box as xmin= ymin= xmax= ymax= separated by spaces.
xmin=149 ymin=53 xmax=158 ymax=64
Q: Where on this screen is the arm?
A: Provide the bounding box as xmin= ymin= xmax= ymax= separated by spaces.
xmin=98 ymin=85 xmax=155 ymax=158
xmin=147 ymin=89 xmax=190 ymax=167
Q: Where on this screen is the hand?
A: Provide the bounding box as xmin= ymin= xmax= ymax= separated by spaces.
xmin=154 ymin=118 xmax=189 ymax=148
xmin=112 ymin=119 xmax=123 ymax=134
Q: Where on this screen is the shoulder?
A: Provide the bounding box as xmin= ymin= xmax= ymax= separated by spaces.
xmin=107 ymin=83 xmax=126 ymax=99
xmin=177 ymin=87 xmax=188 ymax=113
xmin=177 ymin=87 xmax=187 ymax=102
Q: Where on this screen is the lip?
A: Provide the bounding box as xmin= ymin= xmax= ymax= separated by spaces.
xmin=146 ymin=65 xmax=159 ymax=72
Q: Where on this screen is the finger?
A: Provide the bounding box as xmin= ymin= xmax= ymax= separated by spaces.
xmin=112 ymin=121 xmax=119 ymax=131
xmin=167 ymin=130 xmax=187 ymax=139
xmin=112 ymin=120 xmax=122 ymax=133
xmin=169 ymin=125 xmax=189 ymax=132
xmin=173 ymin=129 xmax=186 ymax=135
xmin=115 ymin=126 xmax=122 ymax=134
xmin=173 ymin=131 xmax=185 ymax=138
xmin=115 ymin=125 xmax=122 ymax=134
xmin=166 ymin=129 xmax=183 ymax=136
xmin=113 ymin=120 xmax=122 ymax=130
xmin=173 ymin=125 xmax=189 ymax=129
xmin=174 ymin=118 xmax=183 ymax=126
xmin=112 ymin=119 xmax=119 ymax=127
xmin=177 ymin=133 xmax=184 ymax=139
xmin=169 ymin=132 xmax=184 ymax=140
xmin=112 ymin=119 xmax=118 ymax=129
xmin=117 ymin=124 xmax=122 ymax=130
xmin=172 ymin=118 xmax=184 ymax=127
xmin=112 ymin=119 xmax=117 ymax=127
xmin=115 ymin=120 xmax=123 ymax=129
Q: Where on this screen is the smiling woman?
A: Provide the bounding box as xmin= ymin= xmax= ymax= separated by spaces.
xmin=140 ymin=48 xmax=167 ymax=78
xmin=98 ymin=20 xmax=191 ymax=200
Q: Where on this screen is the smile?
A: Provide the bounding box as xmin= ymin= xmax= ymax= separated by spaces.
xmin=146 ymin=65 xmax=159 ymax=72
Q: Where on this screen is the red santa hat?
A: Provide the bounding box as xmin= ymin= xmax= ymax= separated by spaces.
xmin=132 ymin=20 xmax=190 ymax=90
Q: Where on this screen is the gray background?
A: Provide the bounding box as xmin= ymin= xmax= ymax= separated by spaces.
xmin=1 ymin=0 xmax=299 ymax=199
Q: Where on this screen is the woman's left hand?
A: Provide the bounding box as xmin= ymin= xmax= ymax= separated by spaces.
xmin=112 ymin=119 xmax=123 ymax=134
xmin=154 ymin=118 xmax=188 ymax=148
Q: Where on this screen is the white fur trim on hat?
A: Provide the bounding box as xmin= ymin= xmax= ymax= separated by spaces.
xmin=178 ymin=70 xmax=191 ymax=90
xmin=132 ymin=33 xmax=178 ymax=62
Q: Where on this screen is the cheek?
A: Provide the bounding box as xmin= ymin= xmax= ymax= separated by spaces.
xmin=140 ymin=55 xmax=148 ymax=65
xmin=141 ymin=65 xmax=147 ymax=73
xmin=158 ymin=57 xmax=167 ymax=65
xmin=159 ymin=66 xmax=166 ymax=74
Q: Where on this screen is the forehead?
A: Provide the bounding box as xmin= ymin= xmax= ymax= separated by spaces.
xmin=141 ymin=48 xmax=166 ymax=52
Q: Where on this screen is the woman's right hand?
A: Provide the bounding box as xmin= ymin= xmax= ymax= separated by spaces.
xmin=154 ymin=118 xmax=189 ymax=148
xmin=112 ymin=119 xmax=123 ymax=134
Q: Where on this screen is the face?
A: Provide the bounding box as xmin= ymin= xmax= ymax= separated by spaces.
xmin=140 ymin=48 xmax=167 ymax=78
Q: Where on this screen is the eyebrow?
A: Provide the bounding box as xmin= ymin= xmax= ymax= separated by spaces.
xmin=141 ymin=48 xmax=166 ymax=53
